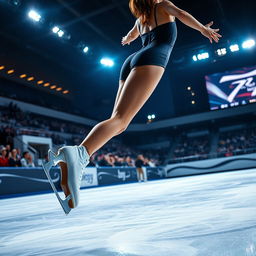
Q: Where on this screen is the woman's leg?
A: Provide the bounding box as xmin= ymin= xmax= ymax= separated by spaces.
xmin=111 ymin=80 xmax=125 ymax=117
xmin=136 ymin=168 xmax=140 ymax=182
xmin=60 ymin=65 xmax=164 ymax=206
xmin=137 ymin=167 xmax=144 ymax=182
xmin=141 ymin=168 xmax=145 ymax=181
xmin=80 ymin=65 xmax=165 ymax=156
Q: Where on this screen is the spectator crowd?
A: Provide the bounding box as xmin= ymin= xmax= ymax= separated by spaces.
xmin=0 ymin=141 xmax=159 ymax=168
xmin=89 ymin=139 xmax=160 ymax=167
xmin=173 ymin=135 xmax=210 ymax=161
xmin=0 ymin=144 xmax=35 ymax=167
xmin=0 ymin=102 xmax=89 ymax=145
xmin=0 ymin=103 xmax=161 ymax=167
xmin=217 ymin=127 xmax=256 ymax=157
xmin=1 ymin=102 xmax=256 ymax=167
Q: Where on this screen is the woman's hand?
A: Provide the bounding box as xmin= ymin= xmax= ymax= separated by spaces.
xmin=121 ymin=35 xmax=131 ymax=46
xmin=200 ymin=21 xmax=222 ymax=43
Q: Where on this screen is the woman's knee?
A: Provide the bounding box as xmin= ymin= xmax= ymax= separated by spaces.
xmin=110 ymin=113 xmax=130 ymax=134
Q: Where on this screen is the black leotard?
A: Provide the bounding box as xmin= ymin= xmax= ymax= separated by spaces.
xmin=119 ymin=3 xmax=177 ymax=81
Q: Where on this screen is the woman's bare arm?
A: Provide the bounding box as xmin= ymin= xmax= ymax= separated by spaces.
xmin=121 ymin=20 xmax=140 ymax=46
xmin=161 ymin=0 xmax=222 ymax=43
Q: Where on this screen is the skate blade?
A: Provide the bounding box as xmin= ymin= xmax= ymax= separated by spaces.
xmin=42 ymin=150 xmax=72 ymax=215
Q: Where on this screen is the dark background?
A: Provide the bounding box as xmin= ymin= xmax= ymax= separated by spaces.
xmin=0 ymin=0 xmax=256 ymax=123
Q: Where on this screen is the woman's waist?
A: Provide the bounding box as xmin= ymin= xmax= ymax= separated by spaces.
xmin=141 ymin=34 xmax=176 ymax=47
xmin=141 ymin=40 xmax=175 ymax=49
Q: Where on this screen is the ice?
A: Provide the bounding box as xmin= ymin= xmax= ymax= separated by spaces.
xmin=0 ymin=169 xmax=256 ymax=256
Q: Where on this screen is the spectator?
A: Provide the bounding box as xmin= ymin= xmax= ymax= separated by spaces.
xmin=108 ymin=154 xmax=116 ymax=166
xmin=87 ymin=153 xmax=96 ymax=167
xmin=0 ymin=147 xmax=9 ymax=167
xmin=9 ymin=148 xmax=21 ymax=167
xmin=114 ymin=155 xmax=123 ymax=166
xmin=16 ymin=148 xmax=22 ymax=160
xmin=125 ymin=156 xmax=134 ymax=167
xmin=144 ymin=157 xmax=155 ymax=167
xmin=135 ymin=154 xmax=145 ymax=182
xmin=97 ymin=154 xmax=112 ymax=167
xmin=20 ymin=151 xmax=35 ymax=167
xmin=143 ymin=157 xmax=150 ymax=167
xmin=5 ymin=144 xmax=11 ymax=158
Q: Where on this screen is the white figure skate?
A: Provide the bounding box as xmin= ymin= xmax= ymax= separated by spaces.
xmin=42 ymin=145 xmax=90 ymax=215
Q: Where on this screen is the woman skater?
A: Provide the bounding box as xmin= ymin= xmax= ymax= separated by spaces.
xmin=43 ymin=0 xmax=221 ymax=214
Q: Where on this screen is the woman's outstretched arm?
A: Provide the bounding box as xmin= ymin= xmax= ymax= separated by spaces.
xmin=161 ymin=0 xmax=222 ymax=43
xmin=121 ymin=20 xmax=140 ymax=46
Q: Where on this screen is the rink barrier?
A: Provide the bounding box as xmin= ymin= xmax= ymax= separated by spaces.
xmin=165 ymin=153 xmax=256 ymax=177
xmin=0 ymin=166 xmax=165 ymax=197
xmin=1 ymin=153 xmax=255 ymax=198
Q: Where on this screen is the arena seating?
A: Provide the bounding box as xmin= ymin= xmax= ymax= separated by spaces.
xmin=1 ymin=102 xmax=256 ymax=167
xmin=217 ymin=127 xmax=256 ymax=157
xmin=0 ymin=103 xmax=161 ymax=167
xmin=172 ymin=135 xmax=210 ymax=162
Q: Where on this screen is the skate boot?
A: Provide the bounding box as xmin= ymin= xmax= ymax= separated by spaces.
xmin=42 ymin=145 xmax=90 ymax=215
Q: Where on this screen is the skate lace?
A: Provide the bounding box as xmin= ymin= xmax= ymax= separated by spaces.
xmin=77 ymin=146 xmax=90 ymax=183
xmin=79 ymin=164 xmax=87 ymax=182
xmin=78 ymin=157 xmax=89 ymax=182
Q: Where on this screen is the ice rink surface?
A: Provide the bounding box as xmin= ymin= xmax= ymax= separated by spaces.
xmin=1 ymin=169 xmax=256 ymax=256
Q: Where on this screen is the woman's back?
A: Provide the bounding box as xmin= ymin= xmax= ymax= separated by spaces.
xmin=138 ymin=2 xmax=175 ymax=35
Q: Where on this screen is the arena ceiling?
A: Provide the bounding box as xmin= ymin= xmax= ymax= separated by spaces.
xmin=0 ymin=0 xmax=255 ymax=122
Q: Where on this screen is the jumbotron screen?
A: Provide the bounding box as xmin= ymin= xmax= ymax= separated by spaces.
xmin=206 ymin=65 xmax=256 ymax=110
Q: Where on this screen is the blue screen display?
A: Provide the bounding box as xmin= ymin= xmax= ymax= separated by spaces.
xmin=206 ymin=65 xmax=256 ymax=110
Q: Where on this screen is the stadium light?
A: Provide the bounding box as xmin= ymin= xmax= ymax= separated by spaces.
xmin=100 ymin=58 xmax=114 ymax=67
xmin=242 ymin=39 xmax=255 ymax=49
xmin=147 ymin=114 xmax=156 ymax=120
xmin=7 ymin=69 xmax=14 ymax=74
xmin=197 ymin=52 xmax=209 ymax=60
xmin=27 ymin=76 xmax=34 ymax=81
xmin=28 ymin=10 xmax=41 ymax=22
xmin=83 ymin=46 xmax=89 ymax=53
xmin=52 ymin=26 xmax=60 ymax=33
xmin=192 ymin=55 xmax=197 ymax=61
xmin=77 ymin=42 xmax=89 ymax=54
xmin=193 ymin=52 xmax=209 ymax=61
xmin=52 ymin=26 xmax=64 ymax=37
xmin=57 ymin=30 xmax=64 ymax=37
xmin=217 ymin=48 xmax=227 ymax=56
xmin=230 ymin=44 xmax=239 ymax=52
xmin=9 ymin=0 xmax=21 ymax=6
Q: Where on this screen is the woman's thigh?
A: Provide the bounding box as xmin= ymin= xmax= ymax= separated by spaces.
xmin=112 ymin=65 xmax=164 ymax=126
